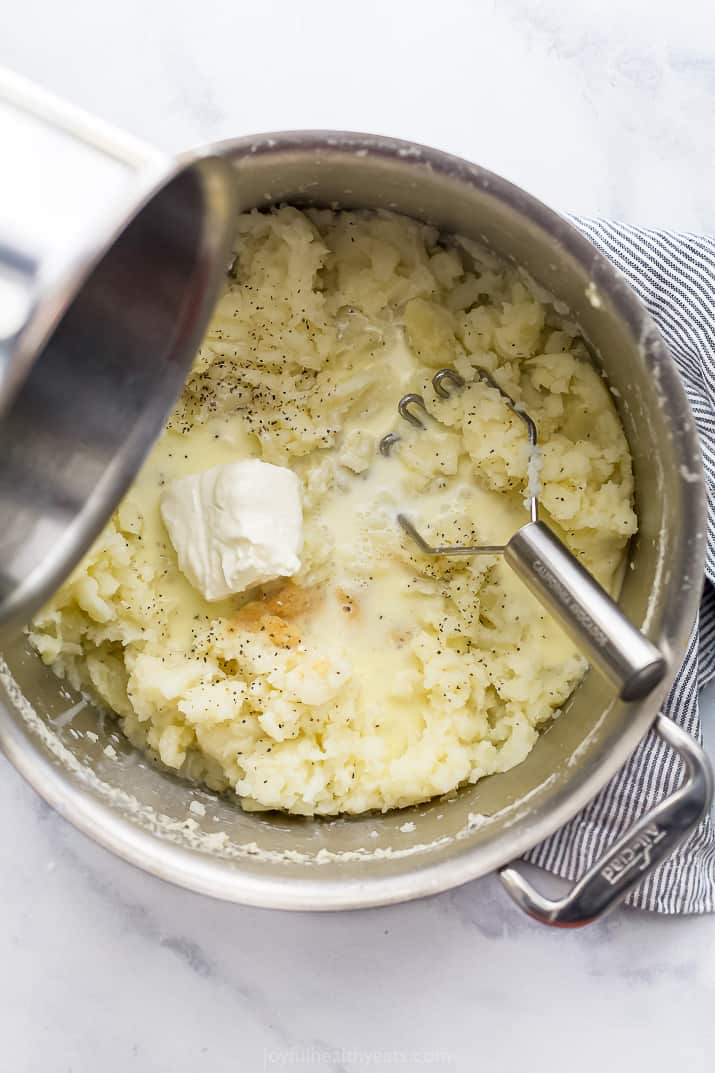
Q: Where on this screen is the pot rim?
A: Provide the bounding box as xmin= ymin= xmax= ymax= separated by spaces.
xmin=0 ymin=130 xmax=707 ymax=910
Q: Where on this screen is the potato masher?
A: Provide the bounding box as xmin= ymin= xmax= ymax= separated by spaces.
xmin=379 ymin=367 xmax=666 ymax=702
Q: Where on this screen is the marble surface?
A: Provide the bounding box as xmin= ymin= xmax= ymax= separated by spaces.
xmin=2 ymin=1 xmax=715 ymax=1069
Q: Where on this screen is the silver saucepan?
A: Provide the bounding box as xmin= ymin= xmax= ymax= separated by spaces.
xmin=0 ymin=129 xmax=710 ymax=926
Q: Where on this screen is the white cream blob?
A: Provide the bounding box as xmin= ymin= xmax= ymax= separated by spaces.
xmin=160 ymin=459 xmax=302 ymax=601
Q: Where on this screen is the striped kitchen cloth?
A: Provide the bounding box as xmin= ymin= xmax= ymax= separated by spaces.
xmin=526 ymin=219 xmax=715 ymax=913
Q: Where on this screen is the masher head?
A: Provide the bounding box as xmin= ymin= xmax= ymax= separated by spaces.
xmin=378 ymin=367 xmax=666 ymax=701
xmin=379 ymin=366 xmax=540 ymax=555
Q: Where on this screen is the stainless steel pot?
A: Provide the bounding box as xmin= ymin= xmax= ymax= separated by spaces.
xmin=0 ymin=69 xmax=237 ymax=634
xmin=0 ymin=131 xmax=710 ymax=925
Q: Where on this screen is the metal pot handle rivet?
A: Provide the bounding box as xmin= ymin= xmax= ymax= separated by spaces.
xmin=498 ymin=714 xmax=713 ymax=927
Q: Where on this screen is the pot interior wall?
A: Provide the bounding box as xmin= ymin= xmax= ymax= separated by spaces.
xmin=0 ymin=137 xmax=703 ymax=901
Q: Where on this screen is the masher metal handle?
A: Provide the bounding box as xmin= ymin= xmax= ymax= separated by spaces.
xmin=505 ymin=521 xmax=666 ymax=702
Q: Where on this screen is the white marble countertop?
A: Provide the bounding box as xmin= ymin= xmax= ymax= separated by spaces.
xmin=2 ymin=1 xmax=715 ymax=1069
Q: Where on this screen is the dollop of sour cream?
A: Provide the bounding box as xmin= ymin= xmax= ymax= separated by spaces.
xmin=160 ymin=459 xmax=302 ymax=601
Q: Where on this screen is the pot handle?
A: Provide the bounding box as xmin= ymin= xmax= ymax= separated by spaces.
xmin=498 ymin=714 xmax=713 ymax=927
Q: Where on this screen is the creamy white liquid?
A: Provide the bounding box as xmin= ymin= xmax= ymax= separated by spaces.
xmin=121 ymin=333 xmax=567 ymax=728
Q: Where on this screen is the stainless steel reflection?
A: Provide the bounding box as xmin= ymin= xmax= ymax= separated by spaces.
xmin=0 ymin=132 xmax=708 ymax=921
xmin=0 ymin=69 xmax=238 ymax=635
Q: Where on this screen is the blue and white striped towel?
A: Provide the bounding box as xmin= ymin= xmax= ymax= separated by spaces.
xmin=527 ymin=219 xmax=715 ymax=914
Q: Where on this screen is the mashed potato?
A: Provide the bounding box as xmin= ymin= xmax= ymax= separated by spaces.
xmin=28 ymin=208 xmax=637 ymax=815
